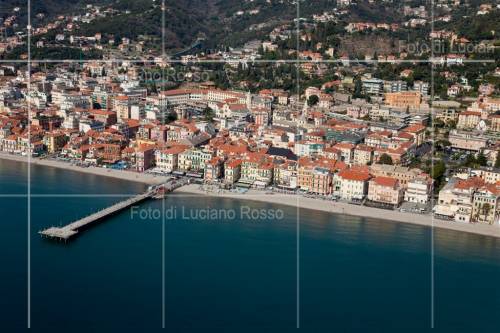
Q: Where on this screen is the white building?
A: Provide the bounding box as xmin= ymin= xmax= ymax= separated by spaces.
xmin=362 ymin=78 xmax=384 ymax=95
xmin=79 ymin=119 xmax=104 ymax=133
xmin=337 ymin=169 xmax=371 ymax=200
xmin=404 ymin=177 xmax=432 ymax=204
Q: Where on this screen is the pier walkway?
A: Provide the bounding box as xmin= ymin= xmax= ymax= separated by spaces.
xmin=39 ymin=190 xmax=153 ymax=240
xmin=39 ymin=177 xmax=188 ymax=241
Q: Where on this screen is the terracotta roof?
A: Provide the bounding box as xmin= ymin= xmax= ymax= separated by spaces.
xmin=372 ymin=176 xmax=398 ymax=188
xmin=160 ymin=89 xmax=193 ymax=96
xmin=160 ymin=146 xmax=188 ymax=155
xmin=338 ymin=169 xmax=371 ymax=182
xmin=459 ymin=111 xmax=481 ymax=116
xmin=136 ymin=144 xmax=156 ymax=152
xmin=323 ymin=147 xmax=341 ymax=154
xmin=403 ymin=124 xmax=426 ymax=133
xmin=485 ymin=183 xmax=500 ymax=196
xmin=355 ymin=144 xmax=374 ymax=152
xmin=396 ymin=132 xmax=414 ymax=140
xmin=89 ymin=109 xmax=115 ymax=116
xmin=219 ymin=143 xmax=249 ymax=155
xmin=226 ymin=159 xmax=242 ymax=168
xmin=334 ymin=142 xmax=355 ymax=150
xmin=454 ymin=177 xmax=485 ymax=190
xmin=207 ymin=156 xmax=222 ymax=166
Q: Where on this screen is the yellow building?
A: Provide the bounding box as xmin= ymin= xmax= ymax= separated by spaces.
xmin=472 ymin=183 xmax=500 ymax=225
xmin=273 ymin=161 xmax=298 ymax=189
xmin=490 ymin=115 xmax=500 ymax=132
xmin=43 ymin=131 xmax=67 ymax=154
xmin=385 ymin=92 xmax=422 ymax=108
xmin=457 ymin=111 xmax=481 ymax=129
xmin=155 ymin=146 xmax=188 ymax=173
xmin=369 ymin=164 xmax=423 ymax=188
xmin=240 ymin=153 xmax=274 ymax=186
xmin=353 ymin=144 xmax=374 ymax=165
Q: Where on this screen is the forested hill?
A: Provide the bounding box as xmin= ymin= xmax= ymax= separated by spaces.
xmin=3 ymin=0 xmax=498 ymax=53
xmin=2 ymin=0 xmax=211 ymax=50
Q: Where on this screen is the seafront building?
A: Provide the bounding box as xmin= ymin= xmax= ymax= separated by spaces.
xmin=367 ymin=176 xmax=404 ymax=207
xmin=404 ymin=177 xmax=433 ymax=204
xmin=0 ymin=49 xmax=498 ymax=227
xmin=435 ymin=169 xmax=500 ymax=224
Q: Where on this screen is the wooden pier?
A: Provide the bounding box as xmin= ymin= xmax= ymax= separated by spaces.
xmin=39 ymin=190 xmax=153 ymax=241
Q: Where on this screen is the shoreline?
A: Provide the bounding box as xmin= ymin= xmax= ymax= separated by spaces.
xmin=0 ymin=153 xmax=168 ymax=185
xmin=177 ymin=184 xmax=500 ymax=239
xmin=2 ymin=153 xmax=500 ymax=239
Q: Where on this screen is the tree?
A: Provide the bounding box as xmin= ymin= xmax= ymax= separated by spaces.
xmin=166 ymin=112 xmax=177 ymax=123
xmin=482 ymin=203 xmax=492 ymax=222
xmin=202 ymin=107 xmax=215 ymax=122
xmin=353 ymin=77 xmax=363 ymax=98
xmin=436 ymin=139 xmax=451 ymax=151
xmin=307 ymin=95 xmax=319 ymax=107
xmin=446 ymin=119 xmax=457 ymax=129
xmin=495 ymin=153 xmax=500 ymax=168
xmin=463 ymin=154 xmax=476 ymax=168
xmin=408 ymin=156 xmax=422 ymax=168
xmin=379 ymin=153 xmax=393 ymax=165
xmin=434 ymin=118 xmax=445 ymax=128
xmin=431 ymin=160 xmax=446 ymax=181
xmin=476 ymin=151 xmax=488 ymax=166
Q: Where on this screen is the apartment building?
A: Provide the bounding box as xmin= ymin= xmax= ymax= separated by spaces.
xmin=367 ymin=176 xmax=404 ymax=206
xmin=337 ymin=168 xmax=371 ymax=200
xmin=155 ymin=146 xmax=188 ymax=173
xmin=240 ymin=153 xmax=274 ymax=186
xmin=369 ymin=164 xmax=422 ymax=187
xmin=178 ymin=148 xmax=213 ymax=172
xmin=204 ymin=157 xmax=224 ymax=182
xmin=404 ymin=177 xmax=432 ymax=204
xmin=457 ymin=111 xmax=481 ymax=129
xmin=385 ymin=92 xmax=422 ymax=109
xmin=224 ymin=159 xmax=242 ymax=185
xmin=472 ymin=183 xmax=500 ymax=225
xmin=353 ymin=144 xmax=374 ymax=165
xmin=273 ymin=160 xmax=298 ymax=189
xmin=448 ymin=130 xmax=488 ymax=151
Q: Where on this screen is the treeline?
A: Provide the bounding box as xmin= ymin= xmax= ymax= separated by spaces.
xmin=76 ymin=0 xmax=211 ymax=52
xmin=3 ymin=45 xmax=102 ymax=61
xmin=436 ymin=10 xmax=500 ymax=41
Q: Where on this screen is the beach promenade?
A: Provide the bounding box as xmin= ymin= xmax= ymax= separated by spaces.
xmin=0 ymin=153 xmax=167 ymax=185
xmin=3 ymin=153 xmax=500 ymax=239
xmin=177 ymin=184 xmax=500 ymax=238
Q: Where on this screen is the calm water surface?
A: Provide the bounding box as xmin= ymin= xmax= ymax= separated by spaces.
xmin=1 ymin=159 xmax=499 ymax=332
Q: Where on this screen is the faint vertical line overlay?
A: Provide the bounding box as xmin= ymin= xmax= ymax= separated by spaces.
xmin=295 ymin=0 xmax=300 ymax=329
xmin=27 ymin=0 xmax=32 ymax=328
xmin=430 ymin=0 xmax=436 ymax=329
xmin=161 ymin=1 xmax=166 ymax=328
xmin=162 ymin=185 xmax=166 ymax=330
xmin=162 ymin=0 xmax=166 ymax=58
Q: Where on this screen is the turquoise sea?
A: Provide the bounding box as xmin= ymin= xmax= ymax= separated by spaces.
xmin=1 ymin=158 xmax=500 ymax=331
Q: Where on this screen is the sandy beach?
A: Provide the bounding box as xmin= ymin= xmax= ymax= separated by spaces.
xmin=177 ymin=184 xmax=500 ymax=238
xmin=3 ymin=152 xmax=500 ymax=238
xmin=0 ymin=153 xmax=168 ymax=185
